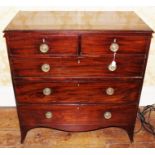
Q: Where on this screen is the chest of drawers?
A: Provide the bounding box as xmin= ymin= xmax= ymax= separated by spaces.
xmin=4 ymin=11 xmax=153 ymax=143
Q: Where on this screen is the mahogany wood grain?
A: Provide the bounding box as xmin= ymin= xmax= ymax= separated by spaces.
xmin=81 ymin=34 xmax=151 ymax=55
xmin=17 ymin=103 xmax=137 ymax=143
xmin=5 ymin=32 xmax=152 ymax=56
xmin=10 ymin=55 xmax=145 ymax=78
xmin=17 ymin=104 xmax=137 ymax=131
xmin=14 ymin=78 xmax=142 ymax=104
xmin=6 ymin=32 xmax=78 ymax=56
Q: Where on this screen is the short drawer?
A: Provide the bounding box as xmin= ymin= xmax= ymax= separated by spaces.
xmin=6 ymin=32 xmax=78 ymax=56
xmin=81 ymin=34 xmax=151 ymax=56
xmin=14 ymin=78 xmax=142 ymax=104
xmin=10 ymin=55 xmax=145 ymax=77
xmin=18 ymin=104 xmax=137 ymax=131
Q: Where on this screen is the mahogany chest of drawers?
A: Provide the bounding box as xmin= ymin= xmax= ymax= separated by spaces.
xmin=4 ymin=11 xmax=153 ymax=143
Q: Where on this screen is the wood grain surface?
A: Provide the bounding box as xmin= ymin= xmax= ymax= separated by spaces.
xmin=81 ymin=33 xmax=151 ymax=55
xmin=18 ymin=104 xmax=137 ymax=127
xmin=6 ymin=32 xmax=78 ymax=56
xmin=10 ymin=55 xmax=145 ymax=77
xmin=4 ymin=11 xmax=152 ymax=31
xmin=14 ymin=78 xmax=142 ymax=104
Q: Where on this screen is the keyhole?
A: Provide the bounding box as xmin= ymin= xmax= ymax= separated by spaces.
xmin=42 ymin=38 xmax=45 ymax=43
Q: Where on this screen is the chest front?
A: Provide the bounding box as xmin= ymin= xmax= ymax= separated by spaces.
xmin=4 ymin=11 xmax=153 ymax=143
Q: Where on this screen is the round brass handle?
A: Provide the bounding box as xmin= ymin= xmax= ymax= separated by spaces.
xmin=43 ymin=88 xmax=53 ymax=96
xmin=104 ymin=111 xmax=112 ymax=119
xmin=108 ymin=61 xmax=117 ymax=71
xmin=41 ymin=64 xmax=50 ymax=72
xmin=45 ymin=111 xmax=53 ymax=119
xmin=109 ymin=39 xmax=119 ymax=52
xmin=106 ymin=87 xmax=115 ymax=95
xmin=39 ymin=43 xmax=49 ymax=53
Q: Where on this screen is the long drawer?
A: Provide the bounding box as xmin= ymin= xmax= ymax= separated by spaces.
xmin=14 ymin=78 xmax=142 ymax=104
xmin=18 ymin=104 xmax=137 ymax=131
xmin=10 ymin=55 xmax=145 ymax=77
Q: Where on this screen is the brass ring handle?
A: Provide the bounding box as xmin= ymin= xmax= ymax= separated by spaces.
xmin=40 ymin=43 xmax=49 ymax=53
xmin=108 ymin=61 xmax=117 ymax=71
xmin=109 ymin=38 xmax=119 ymax=52
xmin=45 ymin=111 xmax=53 ymax=119
xmin=43 ymin=88 xmax=53 ymax=96
xmin=106 ymin=87 xmax=115 ymax=95
xmin=41 ymin=64 xmax=50 ymax=72
xmin=39 ymin=39 xmax=49 ymax=53
xmin=104 ymin=111 xmax=112 ymax=119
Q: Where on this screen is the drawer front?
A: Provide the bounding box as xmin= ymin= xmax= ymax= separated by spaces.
xmin=6 ymin=32 xmax=78 ymax=56
xmin=11 ymin=55 xmax=145 ymax=77
xmin=14 ymin=78 xmax=142 ymax=104
xmin=81 ymin=34 xmax=150 ymax=55
xmin=18 ymin=104 xmax=137 ymax=131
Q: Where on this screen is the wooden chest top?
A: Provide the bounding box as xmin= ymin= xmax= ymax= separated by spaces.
xmin=5 ymin=11 xmax=152 ymax=32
